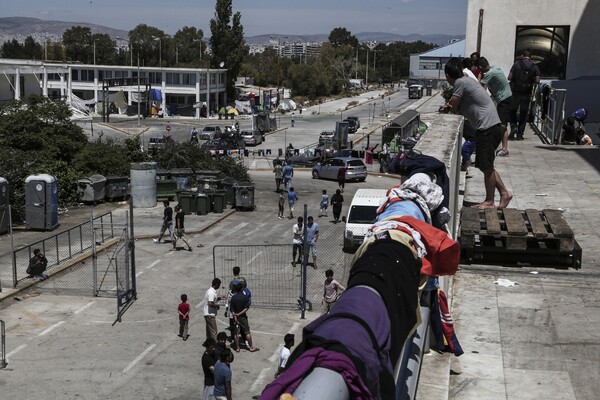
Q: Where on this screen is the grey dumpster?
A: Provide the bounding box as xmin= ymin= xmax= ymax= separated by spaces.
xmin=195 ymin=193 xmax=209 ymax=215
xmin=197 ymin=176 xmax=222 ymax=192
xmin=221 ymin=177 xmax=237 ymax=205
xmin=105 ymin=176 xmax=130 ymax=201
xmin=178 ymin=191 xmax=196 ymax=215
xmin=234 ymin=180 xmax=255 ymax=211
xmin=0 ymin=177 xmax=9 ymax=235
xmin=25 ymin=174 xmax=59 ymax=231
xmin=426 ymin=85 xmax=433 ymax=96
xmin=77 ymin=174 xmax=106 ymax=204
xmin=212 ymin=190 xmax=226 ymax=213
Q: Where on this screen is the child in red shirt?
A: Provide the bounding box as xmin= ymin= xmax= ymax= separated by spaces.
xmin=178 ymin=294 xmax=190 ymax=341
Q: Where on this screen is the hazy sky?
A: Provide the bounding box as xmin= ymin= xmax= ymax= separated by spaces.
xmin=4 ymin=0 xmax=467 ymax=37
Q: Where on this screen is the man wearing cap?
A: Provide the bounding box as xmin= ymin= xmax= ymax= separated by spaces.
xmin=202 ymin=337 xmax=218 ymax=400
xmin=204 ymin=278 xmax=222 ymax=341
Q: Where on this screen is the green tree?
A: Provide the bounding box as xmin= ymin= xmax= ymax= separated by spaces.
xmin=23 ymin=36 xmax=43 ymax=60
xmin=173 ymin=26 xmax=205 ymax=66
xmin=129 ymin=24 xmax=167 ymax=67
xmin=328 ymin=27 xmax=359 ymax=48
xmin=210 ymin=0 xmax=248 ymax=101
xmin=92 ymin=33 xmax=117 ymax=65
xmin=1 ymin=39 xmax=25 ymax=58
xmin=63 ymin=26 xmax=93 ymax=62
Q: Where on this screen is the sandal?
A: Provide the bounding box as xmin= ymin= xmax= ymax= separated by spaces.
xmin=496 ymin=149 xmax=509 ymax=157
xmin=248 ymin=347 xmax=260 ymax=352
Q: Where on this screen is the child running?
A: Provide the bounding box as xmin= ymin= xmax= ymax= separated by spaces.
xmin=319 ymin=190 xmax=329 ymax=217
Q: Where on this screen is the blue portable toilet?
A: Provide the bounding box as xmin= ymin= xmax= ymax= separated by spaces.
xmin=25 ymin=174 xmax=59 ymax=231
xmin=0 ymin=176 xmax=9 ymax=235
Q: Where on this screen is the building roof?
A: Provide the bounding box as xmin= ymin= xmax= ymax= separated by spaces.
xmin=411 ymin=39 xmax=466 ymax=58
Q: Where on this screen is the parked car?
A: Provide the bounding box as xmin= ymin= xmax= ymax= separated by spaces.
xmin=241 ymin=130 xmax=263 ymax=146
xmin=343 ymin=118 xmax=358 ymax=133
xmin=311 ymin=157 xmax=367 ymax=182
xmin=346 ymin=116 xmax=360 ymax=129
xmin=201 ymin=125 xmax=222 ymax=140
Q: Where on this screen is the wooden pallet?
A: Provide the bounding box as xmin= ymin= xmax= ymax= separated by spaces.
xmin=460 ymin=208 xmax=581 ymax=269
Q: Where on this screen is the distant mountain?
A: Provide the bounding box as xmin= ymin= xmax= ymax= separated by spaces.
xmin=246 ymin=32 xmax=463 ymax=46
xmin=0 ymin=17 xmax=461 ymax=47
xmin=0 ymin=17 xmax=128 ymax=44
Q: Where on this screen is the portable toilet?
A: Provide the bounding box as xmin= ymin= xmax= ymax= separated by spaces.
xmin=0 ymin=177 xmax=9 ymax=235
xmin=25 ymin=174 xmax=59 ymax=231
xmin=77 ymin=174 xmax=106 ymax=204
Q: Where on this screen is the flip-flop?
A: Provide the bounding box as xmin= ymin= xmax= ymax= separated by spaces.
xmin=248 ymin=347 xmax=260 ymax=352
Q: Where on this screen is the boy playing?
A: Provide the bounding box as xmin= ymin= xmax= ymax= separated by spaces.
xmin=319 ymin=190 xmax=329 ymax=217
xmin=178 ymin=294 xmax=190 ymax=340
xmin=323 ymin=269 xmax=345 ymax=312
xmin=278 ymin=192 xmax=285 ymax=219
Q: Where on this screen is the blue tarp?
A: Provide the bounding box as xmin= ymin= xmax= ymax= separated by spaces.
xmin=151 ymin=89 xmax=162 ymax=101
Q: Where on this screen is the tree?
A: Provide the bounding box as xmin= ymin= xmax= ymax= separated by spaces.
xmin=92 ymin=33 xmax=117 ymax=65
xmin=63 ymin=26 xmax=93 ymax=62
xmin=210 ymin=0 xmax=248 ymax=101
xmin=129 ymin=24 xmax=167 ymax=67
xmin=328 ymin=27 xmax=358 ymax=48
xmin=173 ymin=26 xmax=205 ymax=66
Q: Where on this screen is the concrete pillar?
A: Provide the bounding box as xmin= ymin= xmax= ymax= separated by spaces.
xmin=161 ymin=71 xmax=166 ymax=114
xmin=42 ymin=66 xmax=48 ymax=97
xmin=66 ymin=66 xmax=72 ymax=103
xmin=206 ymin=70 xmax=211 ymax=115
xmin=60 ymin=74 xmax=65 ymax=98
xmin=15 ymin=67 xmax=20 ymax=100
xmin=195 ymin=72 xmax=200 ymax=119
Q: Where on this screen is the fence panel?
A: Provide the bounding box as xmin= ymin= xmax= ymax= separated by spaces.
xmin=212 ymin=219 xmax=352 ymax=312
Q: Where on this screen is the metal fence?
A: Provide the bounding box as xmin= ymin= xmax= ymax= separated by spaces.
xmin=0 ymin=320 xmax=6 ymax=369
xmin=9 ymin=210 xmax=116 ymax=289
xmin=213 ymin=211 xmax=352 ymax=312
xmin=531 ymin=86 xmax=567 ymax=144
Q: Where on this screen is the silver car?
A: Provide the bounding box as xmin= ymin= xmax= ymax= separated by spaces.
xmin=241 ymin=130 xmax=263 ymax=146
xmin=311 ymin=157 xmax=367 ymax=182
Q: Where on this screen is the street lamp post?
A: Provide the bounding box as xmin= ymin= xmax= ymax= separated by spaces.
xmin=117 ymin=37 xmax=141 ymax=128
xmin=153 ymin=37 xmax=162 ymax=67
xmin=93 ymin=39 xmax=96 ymax=65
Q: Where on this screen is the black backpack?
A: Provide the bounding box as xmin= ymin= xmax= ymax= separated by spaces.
xmin=511 ymin=60 xmax=536 ymax=94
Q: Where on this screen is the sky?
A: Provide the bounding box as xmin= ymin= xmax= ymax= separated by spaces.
xmin=4 ymin=0 xmax=468 ymax=37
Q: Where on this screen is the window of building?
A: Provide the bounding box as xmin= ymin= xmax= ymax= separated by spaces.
xmin=80 ymin=70 xmax=94 ymax=82
xmin=99 ymin=70 xmax=113 ymax=80
xmin=149 ymin=72 xmax=162 ymax=84
xmin=71 ymin=69 xmax=80 ymax=81
xmin=166 ymin=73 xmax=180 ymax=85
xmin=114 ymin=70 xmax=129 ymax=78
xmin=182 ymin=73 xmax=196 ymax=85
xmin=199 ymin=74 xmax=207 ymax=86
xmin=419 ymin=61 xmax=438 ymax=70
xmin=514 ymin=25 xmax=570 ymax=80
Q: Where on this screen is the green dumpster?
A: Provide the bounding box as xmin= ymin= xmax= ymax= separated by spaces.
xmin=178 ymin=191 xmax=196 ymax=214
xmin=195 ymin=193 xmax=209 ymax=215
xmin=212 ymin=190 xmax=226 ymax=213
xmin=157 ymin=179 xmax=177 ymax=200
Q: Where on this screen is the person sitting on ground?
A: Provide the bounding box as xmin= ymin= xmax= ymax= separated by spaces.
xmin=572 ymin=107 xmax=588 ymax=128
xmin=28 ymin=248 xmax=48 ymax=280
xmin=562 ymin=116 xmax=578 ymax=144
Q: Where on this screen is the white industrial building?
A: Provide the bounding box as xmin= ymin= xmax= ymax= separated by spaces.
xmin=0 ymin=59 xmax=228 ymax=118
xmin=465 ymin=0 xmax=600 ymax=122
xmin=409 ymin=39 xmax=466 ymax=83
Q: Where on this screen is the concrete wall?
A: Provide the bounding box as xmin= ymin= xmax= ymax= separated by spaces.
xmin=466 ymin=0 xmax=600 ymax=121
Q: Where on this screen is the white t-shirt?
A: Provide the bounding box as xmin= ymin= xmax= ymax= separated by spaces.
xmin=292 ymin=224 xmax=303 ymax=244
xmin=278 ymin=346 xmax=291 ymax=369
xmin=203 ymin=286 xmax=218 ymax=317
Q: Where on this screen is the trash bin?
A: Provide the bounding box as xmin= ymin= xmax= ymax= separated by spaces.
xmin=170 ymin=168 xmax=193 ymax=190
xmin=77 ymin=174 xmax=106 ymax=204
xmin=234 ymin=180 xmax=255 ymax=211
xmin=221 ymin=177 xmax=237 ymax=205
xmin=105 ymin=176 xmax=129 ymax=201
xmin=203 ymin=189 xmax=215 ymax=213
xmin=195 ymin=193 xmax=209 ymax=215
xmin=212 ymin=190 xmax=226 ymax=213
xmin=25 ymin=174 xmax=59 ymax=231
xmin=156 ymin=179 xmax=177 ymax=200
xmin=178 ymin=191 xmax=196 ymax=215
xmin=0 ymin=176 xmax=9 ymax=235
xmin=197 ymin=176 xmax=221 ymax=192
xmin=426 ymin=85 xmax=433 ymax=96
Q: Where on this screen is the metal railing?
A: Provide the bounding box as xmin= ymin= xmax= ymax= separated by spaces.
xmin=531 ymin=86 xmax=567 ymax=144
xmin=11 ymin=212 xmax=115 ymax=288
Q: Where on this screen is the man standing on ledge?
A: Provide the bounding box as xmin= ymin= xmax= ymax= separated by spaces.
xmin=442 ymin=57 xmax=512 ymax=209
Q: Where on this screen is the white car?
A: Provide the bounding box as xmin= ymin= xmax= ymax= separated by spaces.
xmin=201 ymin=126 xmax=222 ymax=140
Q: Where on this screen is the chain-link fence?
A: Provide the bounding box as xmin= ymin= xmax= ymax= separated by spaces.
xmin=213 ymin=208 xmax=354 ymax=313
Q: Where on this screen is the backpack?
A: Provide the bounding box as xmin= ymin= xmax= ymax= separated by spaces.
xmin=511 ymin=60 xmax=536 ymax=94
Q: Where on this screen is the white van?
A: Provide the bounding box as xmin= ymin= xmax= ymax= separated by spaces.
xmin=343 ymin=188 xmax=388 ymax=253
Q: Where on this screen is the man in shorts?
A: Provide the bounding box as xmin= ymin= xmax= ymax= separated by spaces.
xmin=229 ymin=281 xmax=259 ymax=353
xmin=442 ymin=57 xmax=512 ymax=209
xmin=478 ymin=57 xmax=516 ymax=157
